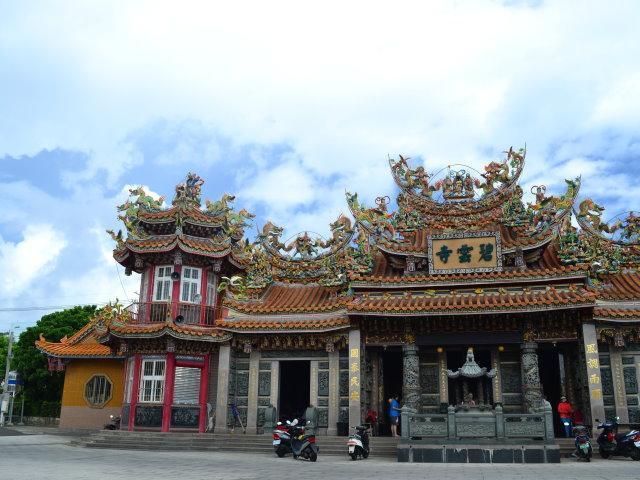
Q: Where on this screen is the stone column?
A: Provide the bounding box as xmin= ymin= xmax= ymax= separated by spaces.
xmin=348 ymin=329 xmax=362 ymax=428
xmin=270 ymin=360 xmax=280 ymax=417
xmin=438 ymin=349 xmax=449 ymax=407
xmin=214 ymin=344 xmax=231 ymax=433
xmin=403 ymin=343 xmax=420 ymax=411
xmin=582 ymin=323 xmax=605 ymax=435
xmin=370 ymin=350 xmax=380 ymax=416
xmin=310 ymin=360 xmax=319 ymax=407
xmin=520 ymin=342 xmax=543 ymax=412
xmin=246 ymin=349 xmax=260 ymax=434
xmin=491 ymin=349 xmax=502 ymax=405
xmin=610 ymin=346 xmax=629 ymax=424
xmin=327 ymin=350 xmax=340 ymax=435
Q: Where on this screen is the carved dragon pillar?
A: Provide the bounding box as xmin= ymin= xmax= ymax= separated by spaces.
xmin=520 ymin=341 xmax=543 ymax=413
xmin=402 ymin=334 xmax=421 ymax=411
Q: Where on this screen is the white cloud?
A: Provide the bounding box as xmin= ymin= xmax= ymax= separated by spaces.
xmin=0 ymin=225 xmax=67 ymax=300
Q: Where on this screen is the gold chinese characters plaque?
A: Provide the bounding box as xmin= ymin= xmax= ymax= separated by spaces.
xmin=428 ymin=231 xmax=502 ymax=274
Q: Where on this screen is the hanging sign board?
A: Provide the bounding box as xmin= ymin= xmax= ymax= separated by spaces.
xmin=428 ymin=231 xmax=502 ymax=274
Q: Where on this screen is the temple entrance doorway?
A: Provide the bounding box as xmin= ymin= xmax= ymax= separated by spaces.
xmin=278 ymin=361 xmax=310 ymax=422
xmin=380 ymin=348 xmax=402 ymax=436
xmin=538 ymin=346 xmax=563 ymax=437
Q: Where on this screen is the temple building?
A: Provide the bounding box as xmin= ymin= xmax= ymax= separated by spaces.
xmin=37 ymin=147 xmax=640 ymax=440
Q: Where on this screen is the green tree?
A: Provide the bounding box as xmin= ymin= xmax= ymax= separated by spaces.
xmin=12 ymin=305 xmax=97 ymax=417
xmin=0 ymin=334 xmax=8 ymax=383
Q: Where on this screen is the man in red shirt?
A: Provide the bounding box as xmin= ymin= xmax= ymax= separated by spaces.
xmin=557 ymin=396 xmax=573 ymax=437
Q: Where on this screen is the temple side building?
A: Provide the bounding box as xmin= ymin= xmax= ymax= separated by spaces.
xmin=37 ymin=147 xmax=640 ymax=440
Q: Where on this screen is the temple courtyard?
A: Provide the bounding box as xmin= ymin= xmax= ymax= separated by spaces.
xmin=1 ymin=429 xmax=639 ymax=480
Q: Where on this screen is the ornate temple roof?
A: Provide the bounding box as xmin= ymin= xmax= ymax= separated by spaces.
xmin=110 ymin=174 xmax=254 ymax=273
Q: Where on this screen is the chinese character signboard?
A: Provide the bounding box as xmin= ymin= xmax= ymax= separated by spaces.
xmin=427 ymin=231 xmax=502 ymax=274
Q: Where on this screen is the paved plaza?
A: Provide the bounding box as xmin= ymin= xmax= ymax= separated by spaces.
xmin=0 ymin=431 xmax=638 ymax=480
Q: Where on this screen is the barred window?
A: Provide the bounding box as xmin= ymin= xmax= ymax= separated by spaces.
xmin=84 ymin=375 xmax=113 ymax=407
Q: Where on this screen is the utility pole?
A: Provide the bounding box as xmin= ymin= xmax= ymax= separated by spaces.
xmin=1 ymin=330 xmax=14 ymax=427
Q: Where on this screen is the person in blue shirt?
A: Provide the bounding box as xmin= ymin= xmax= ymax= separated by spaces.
xmin=388 ymin=396 xmax=401 ymax=437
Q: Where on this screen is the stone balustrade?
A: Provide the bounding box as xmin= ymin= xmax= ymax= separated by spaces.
xmin=400 ymin=404 xmax=554 ymax=441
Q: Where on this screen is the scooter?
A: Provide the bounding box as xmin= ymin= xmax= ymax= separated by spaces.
xmin=104 ymin=414 xmax=121 ymax=430
xmin=347 ymin=424 xmax=370 ymax=460
xmin=573 ymin=425 xmax=592 ymax=462
xmin=290 ymin=420 xmax=318 ymax=462
xmin=596 ymin=416 xmax=640 ymax=461
xmin=273 ymin=420 xmax=293 ymax=457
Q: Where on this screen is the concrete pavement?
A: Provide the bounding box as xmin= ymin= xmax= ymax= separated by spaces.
xmin=0 ymin=429 xmax=639 ymax=480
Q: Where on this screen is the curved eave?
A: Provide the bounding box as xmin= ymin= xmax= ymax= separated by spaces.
xmin=349 ymin=268 xmax=589 ymax=289
xmin=217 ymin=324 xmax=350 ymax=334
xmin=137 ymin=206 xmax=227 ymax=228
xmin=114 ymin=234 xmax=235 ymax=263
xmin=108 ymin=323 xmax=231 ymax=343
xmin=349 ymin=302 xmax=594 ymax=317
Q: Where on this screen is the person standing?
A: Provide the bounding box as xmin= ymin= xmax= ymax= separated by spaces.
xmin=388 ymin=396 xmax=401 ymax=437
xmin=557 ymin=396 xmax=573 ymax=437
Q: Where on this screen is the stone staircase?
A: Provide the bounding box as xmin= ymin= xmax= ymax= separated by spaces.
xmin=75 ymin=430 xmax=399 ymax=458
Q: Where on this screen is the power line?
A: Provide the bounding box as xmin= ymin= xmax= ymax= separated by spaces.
xmin=0 ymin=302 xmax=111 ymax=313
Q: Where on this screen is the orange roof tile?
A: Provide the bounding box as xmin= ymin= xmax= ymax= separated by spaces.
xmin=35 ymin=339 xmax=118 ymax=358
xmin=594 ymin=307 xmax=640 ymax=320
xmin=591 ymin=273 xmax=640 ymax=301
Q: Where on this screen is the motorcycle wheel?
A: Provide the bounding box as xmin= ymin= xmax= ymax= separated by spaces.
xmin=350 ymin=453 xmax=357 ymax=461
xmin=362 ymin=450 xmax=369 ymax=459
xmin=276 ymin=450 xmax=286 ymax=458
xmin=599 ymin=448 xmax=610 ymax=459
xmin=293 ymin=454 xmax=299 ymax=460
xmin=630 ymin=449 xmax=640 ymax=461
xmin=309 ymin=452 xmax=317 ymax=462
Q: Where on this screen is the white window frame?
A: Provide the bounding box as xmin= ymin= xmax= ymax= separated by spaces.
xmin=153 ymin=265 xmax=173 ymax=301
xmin=180 ymin=267 xmax=202 ymax=303
xmin=139 ymin=358 xmax=166 ymax=403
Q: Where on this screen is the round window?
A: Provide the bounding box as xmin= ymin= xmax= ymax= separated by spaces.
xmin=84 ymin=374 xmax=113 ymax=408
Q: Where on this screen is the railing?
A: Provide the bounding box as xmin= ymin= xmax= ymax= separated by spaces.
xmin=400 ymin=404 xmax=554 ymax=441
xmin=125 ymin=301 xmax=218 ymax=326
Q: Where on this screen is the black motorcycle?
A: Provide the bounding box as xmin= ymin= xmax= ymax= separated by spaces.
xmin=290 ymin=420 xmax=318 ymax=462
xmin=347 ymin=425 xmax=370 ymax=460
xmin=104 ymin=414 xmax=121 ymax=430
xmin=596 ymin=416 xmax=640 ymax=461
xmin=573 ymin=425 xmax=592 ymax=462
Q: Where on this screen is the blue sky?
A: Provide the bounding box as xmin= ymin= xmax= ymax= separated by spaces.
xmin=1 ymin=0 xmax=640 ymax=332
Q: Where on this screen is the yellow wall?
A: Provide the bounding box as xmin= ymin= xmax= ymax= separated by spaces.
xmin=61 ymin=359 xmax=125 ymax=408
